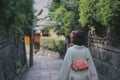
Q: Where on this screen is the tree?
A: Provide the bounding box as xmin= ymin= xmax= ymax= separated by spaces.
xmin=49 ymin=0 xmax=81 ymax=37
xmin=78 ymin=0 xmax=120 ymax=46
xmin=79 ymin=0 xmax=97 ymax=27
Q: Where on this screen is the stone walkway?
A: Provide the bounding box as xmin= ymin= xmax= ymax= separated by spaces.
xmin=20 ymin=47 xmax=63 ymax=80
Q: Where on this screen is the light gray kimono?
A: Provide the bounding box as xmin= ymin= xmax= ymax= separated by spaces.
xmin=57 ymin=45 xmax=99 ymax=80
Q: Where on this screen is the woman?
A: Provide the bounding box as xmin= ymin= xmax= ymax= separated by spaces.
xmin=57 ymin=30 xmax=99 ymax=80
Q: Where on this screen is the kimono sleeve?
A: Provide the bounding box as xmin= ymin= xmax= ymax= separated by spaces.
xmin=57 ymin=48 xmax=72 ymax=80
xmin=86 ymin=48 xmax=99 ymax=80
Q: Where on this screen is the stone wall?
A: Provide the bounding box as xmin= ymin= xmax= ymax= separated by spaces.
xmin=0 ymin=27 xmax=26 ymax=80
xmin=88 ymin=30 xmax=120 ymax=80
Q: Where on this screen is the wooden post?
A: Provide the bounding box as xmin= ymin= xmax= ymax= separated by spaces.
xmin=29 ymin=28 xmax=33 ymax=66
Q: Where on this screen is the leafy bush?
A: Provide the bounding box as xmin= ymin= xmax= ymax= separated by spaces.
xmin=40 ymin=37 xmax=65 ymax=56
xmin=49 ymin=2 xmax=60 ymax=12
xmin=41 ymin=27 xmax=50 ymax=36
xmin=0 ymin=0 xmax=33 ymax=37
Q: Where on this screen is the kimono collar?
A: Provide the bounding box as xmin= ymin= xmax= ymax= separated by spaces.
xmin=73 ymin=45 xmax=85 ymax=49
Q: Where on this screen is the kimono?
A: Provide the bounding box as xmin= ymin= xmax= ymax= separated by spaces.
xmin=57 ymin=45 xmax=99 ymax=80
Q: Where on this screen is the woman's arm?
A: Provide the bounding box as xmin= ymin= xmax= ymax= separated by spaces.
xmin=87 ymin=49 xmax=99 ymax=80
xmin=57 ymin=48 xmax=72 ymax=80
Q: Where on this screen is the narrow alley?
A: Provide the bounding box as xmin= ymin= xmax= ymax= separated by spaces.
xmin=20 ymin=47 xmax=63 ymax=80
xmin=1 ymin=0 xmax=120 ymax=80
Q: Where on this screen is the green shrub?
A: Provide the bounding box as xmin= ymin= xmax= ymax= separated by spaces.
xmin=40 ymin=37 xmax=65 ymax=56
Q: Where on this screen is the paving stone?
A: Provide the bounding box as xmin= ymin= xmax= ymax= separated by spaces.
xmin=20 ymin=48 xmax=63 ymax=80
xmin=25 ymin=77 xmax=40 ymax=80
xmin=50 ymin=74 xmax=58 ymax=80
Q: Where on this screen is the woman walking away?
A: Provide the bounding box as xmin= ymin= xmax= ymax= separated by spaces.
xmin=57 ymin=30 xmax=99 ymax=80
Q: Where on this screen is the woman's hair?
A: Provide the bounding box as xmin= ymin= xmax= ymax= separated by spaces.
xmin=72 ymin=30 xmax=87 ymax=45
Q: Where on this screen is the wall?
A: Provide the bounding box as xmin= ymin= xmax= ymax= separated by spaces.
xmin=88 ymin=30 xmax=120 ymax=80
xmin=0 ymin=27 xmax=26 ymax=80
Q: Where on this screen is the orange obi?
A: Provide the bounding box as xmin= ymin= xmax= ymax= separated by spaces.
xmin=71 ymin=59 xmax=88 ymax=71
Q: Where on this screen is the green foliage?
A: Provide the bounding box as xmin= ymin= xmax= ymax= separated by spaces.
xmin=54 ymin=6 xmax=67 ymax=20
xmin=95 ymin=0 xmax=120 ymax=27
xmin=95 ymin=0 xmax=120 ymax=46
xmin=48 ymin=12 xmax=55 ymax=20
xmin=49 ymin=0 xmax=120 ymax=46
xmin=79 ymin=0 xmax=96 ymax=27
xmin=49 ymin=0 xmax=80 ymax=37
xmin=49 ymin=2 xmax=60 ymax=12
xmin=95 ymin=0 xmax=112 ymax=26
xmin=79 ymin=0 xmax=120 ymax=28
xmin=0 ymin=0 xmax=33 ymax=37
xmin=54 ymin=6 xmax=67 ymax=35
xmin=78 ymin=0 xmax=120 ymax=46
xmin=41 ymin=27 xmax=51 ymax=36
xmin=62 ymin=0 xmax=79 ymax=11
xmin=40 ymin=37 xmax=64 ymax=55
xmin=53 ymin=0 xmax=61 ymax=3
xmin=48 ymin=1 xmax=61 ymax=20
